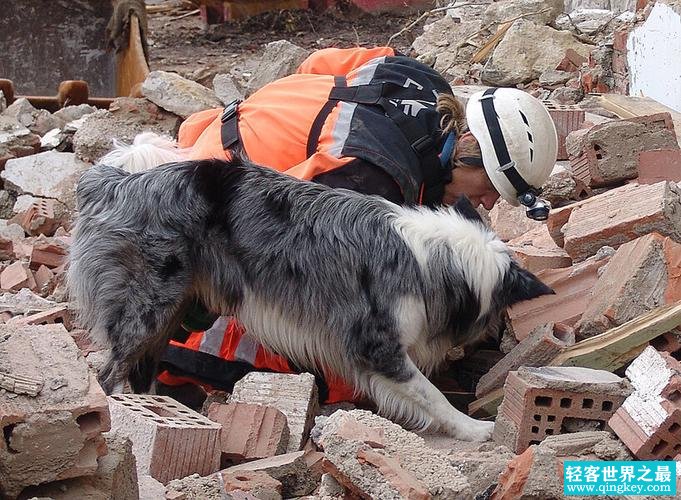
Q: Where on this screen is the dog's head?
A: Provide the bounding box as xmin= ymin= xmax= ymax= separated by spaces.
xmin=450 ymin=195 xmax=554 ymax=308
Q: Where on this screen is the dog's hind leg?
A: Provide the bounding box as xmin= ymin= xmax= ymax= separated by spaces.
xmin=366 ymin=357 xmax=494 ymax=442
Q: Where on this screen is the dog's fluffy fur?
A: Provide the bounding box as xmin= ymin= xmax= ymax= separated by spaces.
xmin=68 ymin=156 xmax=552 ymax=441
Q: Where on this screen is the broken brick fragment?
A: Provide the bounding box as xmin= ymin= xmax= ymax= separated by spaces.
xmin=476 ymin=322 xmax=575 ymax=398
xmin=577 ymin=233 xmax=681 ymax=338
xmin=0 ymin=261 xmax=36 ymax=291
xmin=207 ymin=402 xmax=290 ymax=464
xmin=507 ymin=225 xmax=572 ymax=274
xmin=542 ymin=101 xmax=585 ymax=160
xmin=609 ymin=346 xmax=681 ymax=460
xmin=559 ymin=181 xmax=681 ymax=262
xmin=637 ymin=149 xmax=681 ymax=184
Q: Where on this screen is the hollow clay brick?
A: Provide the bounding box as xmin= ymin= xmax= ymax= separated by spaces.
xmin=493 ymin=366 xmax=631 ymax=454
xmin=543 ymin=101 xmax=585 ymax=160
xmin=637 ymin=149 xmax=681 ymax=184
xmin=108 ymin=394 xmax=221 ymax=484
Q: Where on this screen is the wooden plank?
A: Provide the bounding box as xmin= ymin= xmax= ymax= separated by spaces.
xmin=597 ymin=94 xmax=681 ymax=147
xmin=116 ymin=15 xmax=150 ymax=97
xmin=552 ymin=301 xmax=681 ymax=370
xmin=468 ymin=301 xmax=681 ymax=417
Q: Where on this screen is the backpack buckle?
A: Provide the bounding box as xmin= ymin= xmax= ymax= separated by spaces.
xmin=221 ymin=99 xmax=241 ymax=123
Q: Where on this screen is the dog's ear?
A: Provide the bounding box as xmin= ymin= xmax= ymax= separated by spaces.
xmin=452 ymin=195 xmax=484 ymax=224
xmin=503 ymin=260 xmax=554 ymax=306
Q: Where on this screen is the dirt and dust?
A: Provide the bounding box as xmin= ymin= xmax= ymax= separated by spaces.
xmin=147 ymin=1 xmax=418 ymax=87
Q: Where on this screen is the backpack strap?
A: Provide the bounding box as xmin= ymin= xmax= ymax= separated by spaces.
xmin=310 ymin=81 xmax=451 ymax=206
xmin=306 ymin=76 xmax=347 ymax=158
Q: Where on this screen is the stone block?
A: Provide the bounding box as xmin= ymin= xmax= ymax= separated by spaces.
xmin=247 ymin=41 xmax=310 ymax=94
xmin=0 ymin=115 xmax=40 ymax=169
xmin=493 ymin=366 xmax=631 ymax=454
xmin=220 ymin=470 xmax=282 ymax=500
xmin=560 ymin=181 xmax=681 ymax=262
xmin=476 ymin=322 xmax=575 ymax=398
xmin=577 ymin=233 xmax=681 ymax=338
xmin=108 ymin=394 xmax=221 ymax=484
xmin=0 ymin=324 xmax=110 ymax=499
xmin=567 ymin=113 xmax=678 ymax=188
xmin=231 ymin=372 xmax=318 ymax=453
xmin=541 ymin=163 xmax=592 ymax=208
xmin=207 ymin=402 xmax=289 ymax=464
xmin=489 ymin=198 xmax=543 ymax=242
xmin=609 ymin=346 xmax=681 ymax=460
xmin=142 ymin=71 xmax=223 ymax=119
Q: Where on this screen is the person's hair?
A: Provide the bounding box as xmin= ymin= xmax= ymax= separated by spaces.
xmin=436 ymin=94 xmax=482 ymax=170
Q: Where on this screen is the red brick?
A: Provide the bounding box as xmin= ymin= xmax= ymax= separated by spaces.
xmin=507 ymin=225 xmax=572 ymax=274
xmin=637 ymin=149 xmax=681 ymax=184
xmin=7 ymin=305 xmax=74 ymax=330
xmin=0 ymin=261 xmax=36 ymax=291
xmin=577 ymin=234 xmax=681 ymax=338
xmin=555 ymin=48 xmax=587 ymax=72
xmin=568 ymin=113 xmax=678 ymax=188
xmin=33 ymin=264 xmax=55 ymax=293
xmin=508 ymin=253 xmax=611 ymax=341
xmin=18 ymin=199 xmax=62 ymax=237
xmin=493 ymin=366 xmax=630 ymax=454
xmin=476 ymin=322 xmax=575 ymax=398
xmin=0 ymin=236 xmax=13 ymax=260
xmin=561 ymin=181 xmax=681 ymax=262
xmin=70 ymin=329 xmax=101 ymax=356
xmin=108 ymin=394 xmax=221 ymax=484
xmin=609 ymin=347 xmax=681 ymax=460
xmin=207 ymin=402 xmax=289 ymax=463
xmin=613 ymin=29 xmax=629 ymax=52
xmin=29 ymin=241 xmax=67 ymax=270
xmin=542 ymin=101 xmax=585 ymax=160
xmin=0 ymin=325 xmax=111 ymax=498
xmin=356 ymin=447 xmax=430 ymax=500
xmin=230 ymin=372 xmax=318 ymax=453
xmin=650 ymin=330 xmax=681 ymax=357
xmin=491 ymin=445 xmax=535 ymax=500
xmin=611 ymin=50 xmax=628 ymax=76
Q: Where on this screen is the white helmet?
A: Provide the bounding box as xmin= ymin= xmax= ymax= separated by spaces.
xmin=465 ymin=88 xmax=558 ymax=219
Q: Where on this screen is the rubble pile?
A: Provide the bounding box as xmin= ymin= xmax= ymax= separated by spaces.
xmin=2 ymin=0 xmax=681 ymax=498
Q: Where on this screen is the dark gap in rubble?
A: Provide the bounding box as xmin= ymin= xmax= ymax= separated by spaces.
xmin=651 ymin=439 xmax=668 ymax=456
xmin=669 ymin=422 xmax=680 ymax=434
xmin=602 ymin=400 xmax=613 ymax=411
xmin=535 ymin=396 xmax=552 ymax=407
xmin=667 ymin=390 xmax=681 ymax=402
xmin=546 ymin=429 xmax=554 ymax=435
xmin=560 ymin=398 xmax=572 ymax=408
xmin=76 ymin=412 xmax=102 ymax=434
xmin=144 ymin=404 xmax=175 ymax=418
xmin=582 ymin=398 xmax=594 ymax=409
xmin=3 ymin=424 xmax=19 ymax=454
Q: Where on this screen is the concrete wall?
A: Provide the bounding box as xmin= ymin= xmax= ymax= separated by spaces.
xmin=628 ymin=2 xmax=681 ymax=112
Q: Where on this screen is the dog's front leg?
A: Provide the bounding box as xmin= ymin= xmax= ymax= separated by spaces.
xmin=370 ymin=359 xmax=494 ymax=441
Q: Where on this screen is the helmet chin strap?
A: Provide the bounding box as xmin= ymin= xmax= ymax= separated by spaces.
xmin=438 ymin=131 xmax=457 ymax=184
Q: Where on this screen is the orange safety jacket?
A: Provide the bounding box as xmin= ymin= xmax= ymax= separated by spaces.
xmin=158 ymin=47 xmax=456 ymax=403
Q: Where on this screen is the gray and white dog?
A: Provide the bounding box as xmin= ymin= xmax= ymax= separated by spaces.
xmin=68 ymin=157 xmax=552 ymax=441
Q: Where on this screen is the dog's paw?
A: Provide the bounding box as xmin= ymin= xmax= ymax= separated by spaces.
xmin=457 ymin=420 xmax=495 ymax=442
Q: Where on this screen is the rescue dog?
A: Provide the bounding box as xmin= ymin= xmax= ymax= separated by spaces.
xmin=68 ymin=156 xmax=552 ymax=441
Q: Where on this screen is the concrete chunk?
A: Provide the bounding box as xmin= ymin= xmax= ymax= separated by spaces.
xmin=0 ymin=324 xmax=111 ymax=499
xmin=247 ymin=41 xmax=310 ymax=94
xmin=314 ymin=409 xmax=472 ymax=499
xmin=142 ymin=71 xmax=223 ymax=119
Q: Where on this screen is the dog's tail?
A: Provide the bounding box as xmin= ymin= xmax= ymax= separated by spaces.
xmin=100 ymin=132 xmax=192 ymax=173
